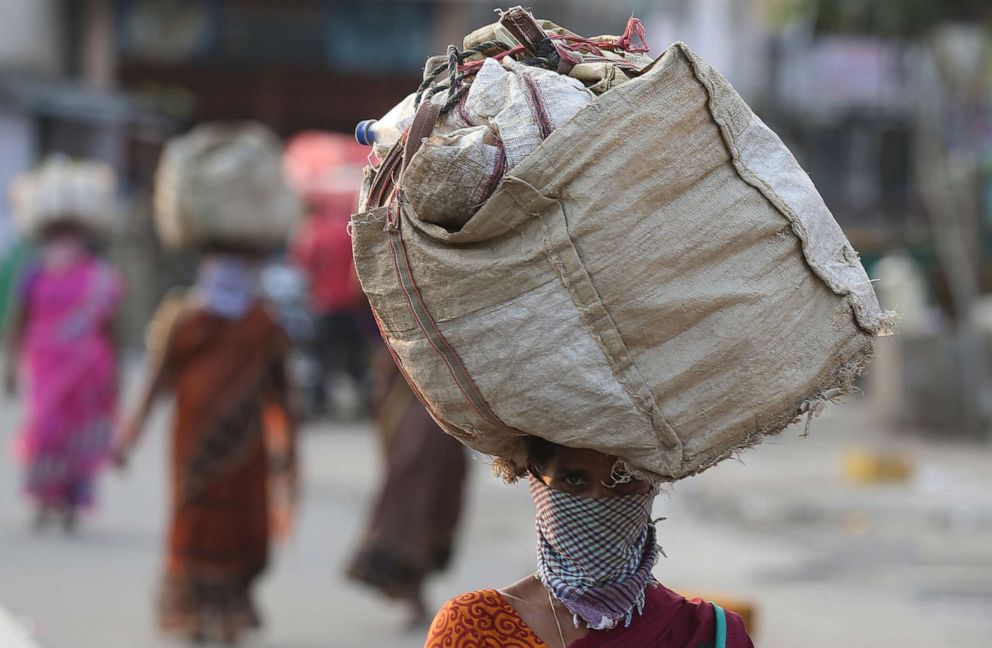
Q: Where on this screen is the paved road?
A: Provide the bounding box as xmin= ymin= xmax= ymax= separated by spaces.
xmin=2 ymin=382 xmax=992 ymax=647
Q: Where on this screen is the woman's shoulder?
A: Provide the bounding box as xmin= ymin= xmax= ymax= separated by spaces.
xmin=145 ymin=289 xmax=197 ymax=352
xmin=425 ymin=589 xmax=543 ymax=647
xmin=427 ymin=589 xmax=511 ymax=628
xmin=14 ymin=258 xmax=42 ymax=301
xmin=641 ymin=584 xmax=754 ymax=648
xmin=85 ymin=257 xmax=125 ymax=303
xmin=90 ymin=256 xmax=124 ymax=283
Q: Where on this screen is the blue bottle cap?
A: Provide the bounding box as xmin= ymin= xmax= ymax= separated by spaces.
xmin=355 ymin=120 xmax=377 ymax=146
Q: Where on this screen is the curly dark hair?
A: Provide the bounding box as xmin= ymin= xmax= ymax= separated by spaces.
xmin=491 ymin=435 xmax=561 ymax=483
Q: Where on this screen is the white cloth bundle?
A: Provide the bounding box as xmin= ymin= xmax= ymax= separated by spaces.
xmin=10 ymin=156 xmax=117 ymax=237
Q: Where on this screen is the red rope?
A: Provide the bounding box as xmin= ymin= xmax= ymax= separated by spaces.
xmin=456 ymin=17 xmax=651 ymax=75
xmin=548 ymin=18 xmax=650 ymax=55
xmin=617 ymin=17 xmax=650 ymax=53
xmin=458 ymin=44 xmax=528 ymax=73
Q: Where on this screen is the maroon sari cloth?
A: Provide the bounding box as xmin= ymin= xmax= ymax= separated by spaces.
xmin=572 ymin=583 xmax=753 ymax=648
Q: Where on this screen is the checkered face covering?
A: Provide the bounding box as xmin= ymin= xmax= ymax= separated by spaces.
xmin=529 ymin=475 xmax=661 ymax=630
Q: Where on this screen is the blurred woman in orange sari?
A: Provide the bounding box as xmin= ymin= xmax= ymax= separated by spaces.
xmin=115 ymin=121 xmax=300 ymax=645
xmin=115 ymin=252 xmax=296 ymax=644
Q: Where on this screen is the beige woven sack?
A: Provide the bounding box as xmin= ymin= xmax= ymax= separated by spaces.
xmin=10 ymin=156 xmax=117 ymax=237
xmin=155 ymin=122 xmax=300 ymax=250
xmin=352 ymin=43 xmax=892 ymax=482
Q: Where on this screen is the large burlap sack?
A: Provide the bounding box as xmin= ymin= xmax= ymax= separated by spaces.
xmin=10 ymin=156 xmax=117 ymax=237
xmin=351 ymin=43 xmax=893 ymax=482
xmin=155 ymin=123 xmax=300 ymax=250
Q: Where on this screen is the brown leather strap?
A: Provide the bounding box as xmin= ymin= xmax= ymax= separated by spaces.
xmin=402 ymin=101 xmax=441 ymax=173
xmin=366 ymin=101 xmax=441 ymax=210
xmin=498 ymin=7 xmax=546 ymax=56
xmin=366 ymin=141 xmax=404 ymax=210
xmin=498 ymin=6 xmax=578 ymax=74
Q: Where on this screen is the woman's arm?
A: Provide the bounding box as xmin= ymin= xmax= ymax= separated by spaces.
xmin=113 ymin=346 xmax=172 ymax=466
xmin=109 ymin=316 xmax=124 ymax=393
xmin=113 ymin=295 xmax=184 ymax=466
xmin=265 ymin=354 xmax=298 ymax=486
xmin=3 ymin=301 xmax=26 ymax=396
xmin=263 ymin=351 xmax=299 ymax=538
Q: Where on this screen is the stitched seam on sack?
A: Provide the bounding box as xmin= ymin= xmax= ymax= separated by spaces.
xmin=387 ymin=227 xmax=498 ymax=426
xmin=384 ymin=276 xmax=570 ymax=334
xmin=386 ymin=214 xmax=523 ymax=438
xmin=371 ymin=307 xmax=479 ymax=439
xmin=474 ymin=137 xmax=508 ymax=208
xmin=673 ymin=42 xmax=880 ymax=336
xmin=372 ymin=194 xmax=569 ymax=330
xmin=522 ymin=192 xmax=681 ymax=475
xmin=350 ymin=211 xmax=386 ymax=227
xmin=519 ymin=72 xmax=554 ymax=140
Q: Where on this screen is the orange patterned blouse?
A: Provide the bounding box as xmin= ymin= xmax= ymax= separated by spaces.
xmin=425 ymin=589 xmax=548 ymax=647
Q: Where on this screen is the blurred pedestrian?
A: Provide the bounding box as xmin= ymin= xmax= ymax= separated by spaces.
xmin=345 ymin=346 xmax=468 ymax=627
xmin=4 ymin=156 xmax=124 ymax=532
xmin=284 ymin=132 xmax=371 ymax=418
xmin=424 ymin=440 xmax=754 ymax=647
xmin=114 ymin=123 xmax=298 ymax=645
xmin=114 ymin=252 xmax=296 ymax=644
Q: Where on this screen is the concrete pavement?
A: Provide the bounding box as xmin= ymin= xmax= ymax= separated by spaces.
xmin=0 ymin=604 xmax=38 ymax=648
xmin=2 ymin=385 xmax=992 ymax=647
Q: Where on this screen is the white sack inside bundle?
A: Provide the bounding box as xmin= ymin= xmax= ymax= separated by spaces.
xmin=405 ymin=58 xmax=594 ymax=230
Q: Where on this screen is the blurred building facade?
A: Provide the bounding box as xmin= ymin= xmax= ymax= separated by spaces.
xmin=758 ymin=0 xmax=992 ymax=438
xmin=0 ymin=0 xmax=180 ymax=335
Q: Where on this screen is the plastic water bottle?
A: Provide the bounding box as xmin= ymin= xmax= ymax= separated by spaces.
xmin=355 ymin=93 xmax=417 ymax=148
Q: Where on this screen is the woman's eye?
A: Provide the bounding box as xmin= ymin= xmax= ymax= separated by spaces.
xmin=563 ymin=475 xmax=586 ymax=488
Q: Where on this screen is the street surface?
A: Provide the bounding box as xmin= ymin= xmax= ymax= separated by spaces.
xmin=2 ymin=372 xmax=992 ymax=648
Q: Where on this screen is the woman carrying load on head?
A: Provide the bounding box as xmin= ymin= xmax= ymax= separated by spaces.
xmin=344 ymin=345 xmax=468 ymax=627
xmin=424 ymin=438 xmax=754 ymax=648
xmin=4 ymin=156 xmax=125 ymax=532
xmin=113 ymin=123 xmax=299 ymax=645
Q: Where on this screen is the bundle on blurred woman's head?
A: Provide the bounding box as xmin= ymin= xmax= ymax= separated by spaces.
xmin=10 ymin=155 xmax=118 ymax=241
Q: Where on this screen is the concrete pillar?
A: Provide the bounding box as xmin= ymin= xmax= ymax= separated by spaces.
xmin=81 ymin=0 xmax=116 ymax=90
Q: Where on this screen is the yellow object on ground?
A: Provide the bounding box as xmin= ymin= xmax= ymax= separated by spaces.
xmin=843 ymin=448 xmax=915 ymax=484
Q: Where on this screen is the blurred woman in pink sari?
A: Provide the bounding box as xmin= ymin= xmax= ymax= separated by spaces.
xmin=3 ymin=157 xmax=124 ymax=531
